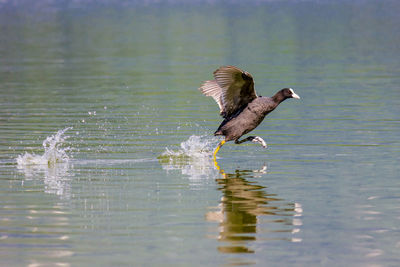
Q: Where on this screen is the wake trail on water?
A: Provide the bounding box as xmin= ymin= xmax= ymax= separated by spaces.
xmin=15 ymin=127 xmax=156 ymax=167
xmin=15 ymin=125 xmax=220 ymax=179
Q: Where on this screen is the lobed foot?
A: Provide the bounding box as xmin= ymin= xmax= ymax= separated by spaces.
xmin=252 ymin=136 xmax=267 ymax=148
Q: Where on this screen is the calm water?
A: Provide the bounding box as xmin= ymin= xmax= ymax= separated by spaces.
xmin=1 ymin=1 xmax=400 ymax=266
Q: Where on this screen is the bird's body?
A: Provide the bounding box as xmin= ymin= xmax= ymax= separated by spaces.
xmin=215 ymin=96 xmax=277 ymax=141
xmin=198 ymin=65 xmax=300 ymax=158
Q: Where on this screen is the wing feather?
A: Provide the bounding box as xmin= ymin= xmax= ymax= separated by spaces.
xmin=214 ymin=66 xmax=257 ymax=118
xmin=199 ymin=66 xmax=258 ymax=118
xmin=198 ymin=80 xmax=224 ymax=115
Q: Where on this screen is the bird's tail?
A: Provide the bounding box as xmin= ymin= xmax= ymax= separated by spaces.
xmin=214 ymin=130 xmax=223 ymax=136
xmin=214 ymin=117 xmax=229 ymax=136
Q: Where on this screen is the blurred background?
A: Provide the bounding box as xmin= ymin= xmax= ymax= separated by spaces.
xmin=1 ymin=1 xmax=399 ymax=266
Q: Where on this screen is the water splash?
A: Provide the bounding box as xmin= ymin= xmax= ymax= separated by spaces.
xmin=16 ymin=127 xmax=73 ymax=199
xmin=16 ymin=127 xmax=72 ymax=166
xmin=158 ymin=135 xmax=219 ymax=180
xmin=159 ymin=135 xmax=215 ymax=162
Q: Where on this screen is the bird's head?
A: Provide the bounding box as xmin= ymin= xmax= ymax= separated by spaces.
xmin=281 ymin=88 xmax=300 ymax=99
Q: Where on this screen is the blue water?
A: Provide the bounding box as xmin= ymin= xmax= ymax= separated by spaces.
xmin=1 ymin=1 xmax=400 ymax=266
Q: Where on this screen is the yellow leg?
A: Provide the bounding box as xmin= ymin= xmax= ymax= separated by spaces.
xmin=213 ymin=143 xmax=226 ymax=177
xmin=213 ymin=140 xmax=226 ymax=159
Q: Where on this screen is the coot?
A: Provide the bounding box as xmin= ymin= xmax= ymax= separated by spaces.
xmin=199 ymin=65 xmax=300 ymax=158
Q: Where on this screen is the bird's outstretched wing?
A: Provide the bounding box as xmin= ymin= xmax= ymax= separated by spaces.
xmin=198 ymin=79 xmax=224 ymax=115
xmin=199 ymin=66 xmax=257 ymax=118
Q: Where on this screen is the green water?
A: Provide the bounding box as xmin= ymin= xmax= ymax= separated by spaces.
xmin=1 ymin=1 xmax=400 ymax=266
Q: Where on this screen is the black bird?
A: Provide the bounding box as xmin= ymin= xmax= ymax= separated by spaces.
xmin=198 ymin=66 xmax=300 ymax=158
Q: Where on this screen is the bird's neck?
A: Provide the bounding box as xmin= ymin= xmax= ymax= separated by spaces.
xmin=272 ymin=92 xmax=287 ymax=105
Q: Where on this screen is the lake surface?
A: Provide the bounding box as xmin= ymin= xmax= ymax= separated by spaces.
xmin=1 ymin=0 xmax=400 ymax=266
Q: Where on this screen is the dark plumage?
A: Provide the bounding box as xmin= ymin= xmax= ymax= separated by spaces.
xmin=198 ymin=66 xmax=300 ymax=158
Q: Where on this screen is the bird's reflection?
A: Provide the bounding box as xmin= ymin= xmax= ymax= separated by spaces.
xmin=207 ymin=159 xmax=302 ymax=254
